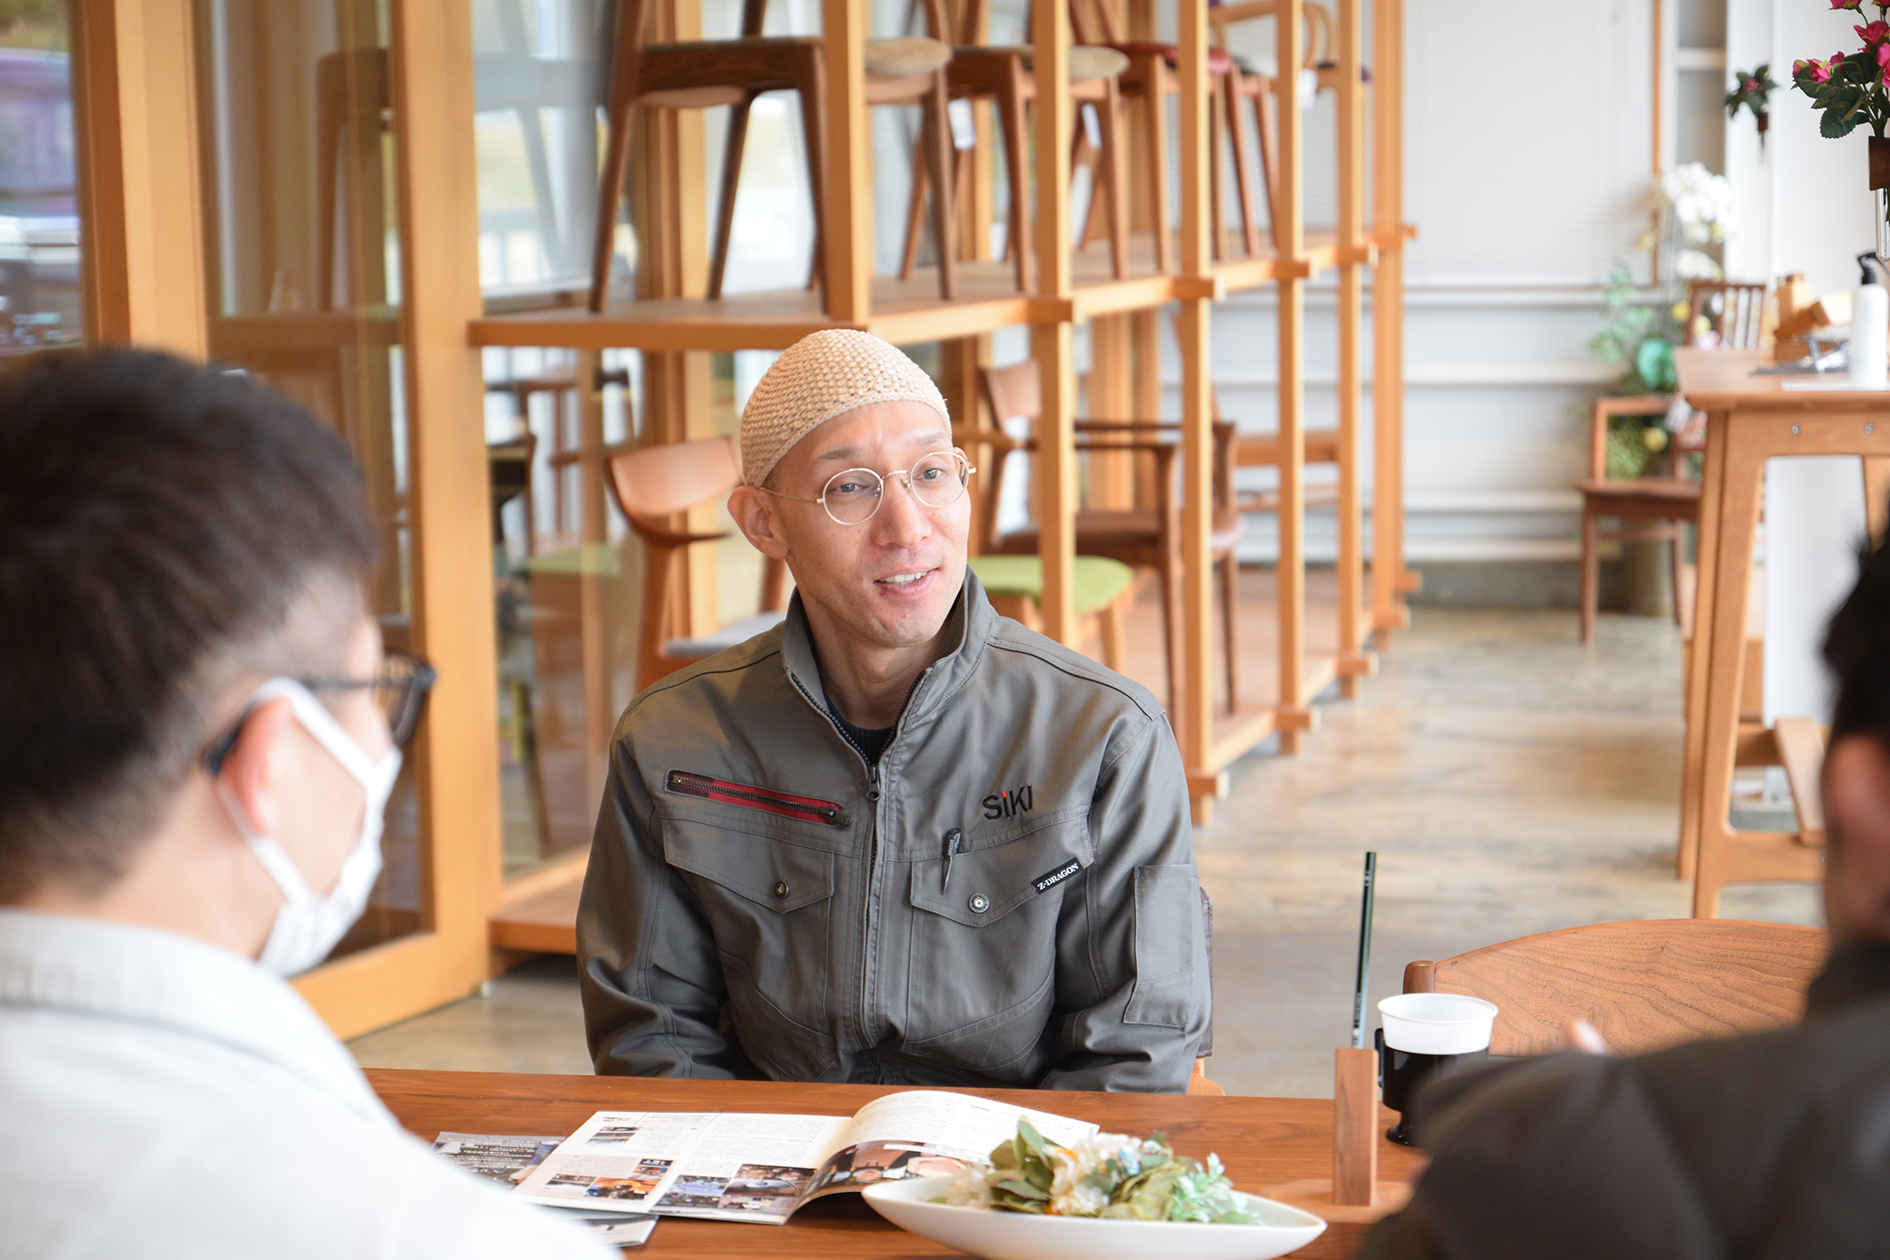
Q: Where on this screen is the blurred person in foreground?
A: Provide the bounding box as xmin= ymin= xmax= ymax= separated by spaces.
xmin=1357 ymin=520 xmax=1890 ymax=1260
xmin=0 ymin=350 xmax=608 ymax=1260
xmin=578 ymin=330 xmax=1209 ymax=1091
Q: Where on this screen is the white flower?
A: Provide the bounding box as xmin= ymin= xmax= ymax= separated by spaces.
xmin=1675 ymin=249 xmax=1724 ymax=281
xmin=946 ymin=1162 xmax=995 ymax=1209
xmin=1050 ymin=1182 xmax=1110 ymax=1217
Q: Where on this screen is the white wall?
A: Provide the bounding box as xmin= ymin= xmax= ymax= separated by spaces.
xmin=1189 ymin=0 xmax=1659 ymax=566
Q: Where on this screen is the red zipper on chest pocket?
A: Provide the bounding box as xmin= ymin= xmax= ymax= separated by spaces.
xmin=665 ymin=770 xmax=850 ymax=827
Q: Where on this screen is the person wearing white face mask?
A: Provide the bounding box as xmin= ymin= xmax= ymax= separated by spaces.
xmin=0 ymin=350 xmax=610 ymax=1260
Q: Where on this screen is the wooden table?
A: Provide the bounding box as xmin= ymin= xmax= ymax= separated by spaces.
xmin=368 ymin=1069 xmax=1419 ymax=1259
xmin=1675 ymin=349 xmax=1890 ymax=916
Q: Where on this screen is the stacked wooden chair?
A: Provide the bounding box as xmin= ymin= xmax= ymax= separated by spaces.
xmin=589 ymin=0 xmax=956 ymax=310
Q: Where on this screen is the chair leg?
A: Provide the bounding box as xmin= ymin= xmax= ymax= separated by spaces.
xmin=707 ymin=93 xmax=756 ymax=301
xmin=590 ymin=96 xmax=637 ymax=312
xmin=899 ymin=132 xmax=929 ymax=279
xmin=998 ymin=70 xmax=1033 ymax=291
xmin=923 ymin=71 xmax=957 ymax=299
xmin=1143 ymin=73 xmax=1172 ymax=273
xmin=795 ymin=55 xmax=831 ymax=297
xmin=1097 ymin=78 xmax=1130 ymax=278
xmin=1099 ymin=593 xmax=1126 ymax=672
xmin=1253 ymin=87 xmax=1282 ymax=254
xmin=1224 ymin=77 xmax=1262 ymax=257
xmin=1158 ymin=559 xmax=1184 ymax=714
xmin=1580 ymin=506 xmax=1600 ymax=643
xmin=1073 ymin=109 xmax=1102 ymax=250
xmin=1220 ymin=552 xmax=1240 ymax=714
xmin=1208 ymin=83 xmax=1226 ymax=262
xmin=1670 ymin=522 xmax=1688 ymax=630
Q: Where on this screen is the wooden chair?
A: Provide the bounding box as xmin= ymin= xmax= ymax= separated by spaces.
xmin=590 ymin=0 xmax=955 ymax=310
xmin=604 ymin=435 xmax=790 ymax=693
xmin=1577 ymin=395 xmax=1702 ymax=643
xmin=968 ymin=553 xmax=1133 ymax=669
xmin=1403 ymin=919 xmax=1827 ymax=1057
xmin=1687 ymin=279 xmax=1769 ymax=350
xmin=973 ymin=359 xmax=1246 ymax=716
xmin=900 ymin=0 xmax=1130 ymax=288
xmin=1067 ymin=0 xmax=1251 ymax=271
xmin=1208 ymin=0 xmax=1346 ymax=255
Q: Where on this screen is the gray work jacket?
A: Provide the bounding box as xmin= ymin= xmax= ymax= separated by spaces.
xmin=577 ymin=570 xmax=1209 ymax=1092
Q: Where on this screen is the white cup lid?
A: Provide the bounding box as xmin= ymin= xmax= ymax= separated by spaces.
xmin=1378 ymin=993 xmax=1498 ymax=1055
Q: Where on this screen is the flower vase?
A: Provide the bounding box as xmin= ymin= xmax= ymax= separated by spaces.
xmin=1872 ymin=137 xmax=1890 ymax=261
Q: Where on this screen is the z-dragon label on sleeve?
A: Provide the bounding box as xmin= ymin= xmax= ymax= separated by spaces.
xmin=1031 ymin=858 xmax=1083 ymax=894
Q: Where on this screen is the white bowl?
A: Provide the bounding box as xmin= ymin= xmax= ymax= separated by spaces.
xmin=861 ymin=1175 xmax=1327 ymax=1260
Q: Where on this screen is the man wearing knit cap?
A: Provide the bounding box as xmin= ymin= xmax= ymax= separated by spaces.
xmin=578 ymin=330 xmax=1208 ymax=1092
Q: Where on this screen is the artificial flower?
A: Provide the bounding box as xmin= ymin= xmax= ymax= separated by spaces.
xmin=1859 ymin=20 xmax=1890 ymax=44
xmin=1833 ymin=0 xmax=1863 ymax=11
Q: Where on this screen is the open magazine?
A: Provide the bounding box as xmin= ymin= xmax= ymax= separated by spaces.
xmin=509 ymin=1090 xmax=1097 ymax=1225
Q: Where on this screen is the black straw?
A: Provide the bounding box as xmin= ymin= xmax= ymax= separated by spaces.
xmin=1350 ymin=851 xmax=1377 ymax=1050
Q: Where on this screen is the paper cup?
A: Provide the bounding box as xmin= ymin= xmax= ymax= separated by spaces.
xmin=1377 ymin=993 xmax=1498 ymax=1055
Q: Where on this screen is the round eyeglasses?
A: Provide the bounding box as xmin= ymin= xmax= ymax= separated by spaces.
xmin=768 ymin=449 xmax=977 ymax=526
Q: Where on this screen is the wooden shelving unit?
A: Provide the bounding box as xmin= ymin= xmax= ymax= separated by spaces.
xmin=471 ymin=0 xmax=1413 ymax=830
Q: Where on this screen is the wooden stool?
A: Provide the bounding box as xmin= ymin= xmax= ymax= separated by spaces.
xmin=969 ymin=554 xmax=1132 ymax=671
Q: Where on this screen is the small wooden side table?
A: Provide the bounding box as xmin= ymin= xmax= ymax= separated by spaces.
xmin=1675 ymin=349 xmax=1890 ymax=916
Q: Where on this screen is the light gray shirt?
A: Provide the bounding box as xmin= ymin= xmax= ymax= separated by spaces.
xmin=0 ymin=909 xmax=609 ymax=1260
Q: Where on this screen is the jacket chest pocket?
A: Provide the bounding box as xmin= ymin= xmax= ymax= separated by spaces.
xmin=901 ymin=811 xmax=1089 ymax=1070
xmin=660 ymin=813 xmax=840 ymax=1056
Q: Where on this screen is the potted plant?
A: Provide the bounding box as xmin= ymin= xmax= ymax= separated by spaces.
xmin=1725 ymin=63 xmax=1780 ymax=157
xmin=1792 ymin=4 xmax=1890 ymax=243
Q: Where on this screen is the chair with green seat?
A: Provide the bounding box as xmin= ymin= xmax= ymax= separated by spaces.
xmin=969 ymin=553 xmax=1134 ymax=671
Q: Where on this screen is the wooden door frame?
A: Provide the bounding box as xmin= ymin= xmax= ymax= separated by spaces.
xmin=72 ymin=0 xmax=500 ymax=1040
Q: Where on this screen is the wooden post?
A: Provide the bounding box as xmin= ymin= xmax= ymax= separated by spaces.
xmin=306 ymin=0 xmax=500 ymax=1022
xmin=70 ymin=0 xmax=207 ymax=356
xmin=1031 ymin=0 xmax=1077 ymax=646
xmin=1370 ymin=0 xmax=1412 ymax=635
xmin=1176 ymin=0 xmax=1215 ymax=805
xmin=1275 ymin=0 xmax=1309 ymax=751
xmin=823 ymin=0 xmax=872 ymax=322
xmin=1334 ymin=0 xmax=1371 ymax=697
xmin=1333 ymin=1045 xmax=1380 ymax=1205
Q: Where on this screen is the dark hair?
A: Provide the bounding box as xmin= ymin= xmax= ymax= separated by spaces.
xmin=0 ymin=349 xmax=377 ymax=900
xmin=1824 ymin=509 xmax=1890 ymax=747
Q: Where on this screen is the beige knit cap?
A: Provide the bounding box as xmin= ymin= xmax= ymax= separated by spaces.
xmin=740 ymin=330 xmax=951 ymax=488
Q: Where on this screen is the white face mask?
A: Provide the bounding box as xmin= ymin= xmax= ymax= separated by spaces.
xmin=216 ymin=678 xmax=402 ymax=976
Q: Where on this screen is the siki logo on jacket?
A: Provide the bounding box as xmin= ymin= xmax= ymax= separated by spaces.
xmin=982 ymin=784 xmax=1034 ymax=819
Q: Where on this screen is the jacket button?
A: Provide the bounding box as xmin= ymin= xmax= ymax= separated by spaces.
xmin=969 ymin=893 xmax=989 ymax=913
xmin=774 ymin=881 xmax=790 ymax=899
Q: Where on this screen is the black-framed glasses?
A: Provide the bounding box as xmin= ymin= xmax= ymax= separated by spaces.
xmin=765 ymin=449 xmax=976 ymax=525
xmin=202 ymin=652 xmax=437 ymax=776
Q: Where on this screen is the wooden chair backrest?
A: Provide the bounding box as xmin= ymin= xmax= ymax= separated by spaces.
xmin=1205 ymin=0 xmax=1334 ymax=66
xmin=1687 ymin=280 xmax=1768 ymax=351
xmin=1586 ymin=394 xmax=1676 ymax=482
xmin=605 ymin=435 xmax=744 ymax=527
xmin=1403 ymin=919 xmax=1827 ymax=1057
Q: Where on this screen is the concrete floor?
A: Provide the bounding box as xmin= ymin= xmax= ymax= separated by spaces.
xmin=348 ymin=605 xmax=1821 ymax=1096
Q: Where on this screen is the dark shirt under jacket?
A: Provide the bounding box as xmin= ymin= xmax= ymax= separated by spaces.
xmin=1355 ymin=943 xmax=1890 ymax=1260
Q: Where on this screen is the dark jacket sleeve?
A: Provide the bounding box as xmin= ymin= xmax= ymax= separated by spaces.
xmin=1039 ymin=715 xmax=1209 ymax=1093
xmin=1353 ymin=1054 xmax=1723 ymax=1260
xmin=576 ymin=738 xmax=747 ymax=1078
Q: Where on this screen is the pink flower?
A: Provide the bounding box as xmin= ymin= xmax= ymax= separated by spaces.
xmin=1797 ymin=54 xmax=1839 ymax=82
xmin=1835 ymin=0 xmax=1864 ymax=10
xmin=1858 ymin=20 xmax=1890 ymax=43
xmin=1877 ymin=41 xmax=1890 ymax=74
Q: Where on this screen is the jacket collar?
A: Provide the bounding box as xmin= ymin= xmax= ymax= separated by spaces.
xmin=0 ymin=908 xmax=394 ymax=1126
xmin=1806 ymin=939 xmax=1890 ymax=1018
xmin=779 ymin=566 xmax=997 ymax=732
